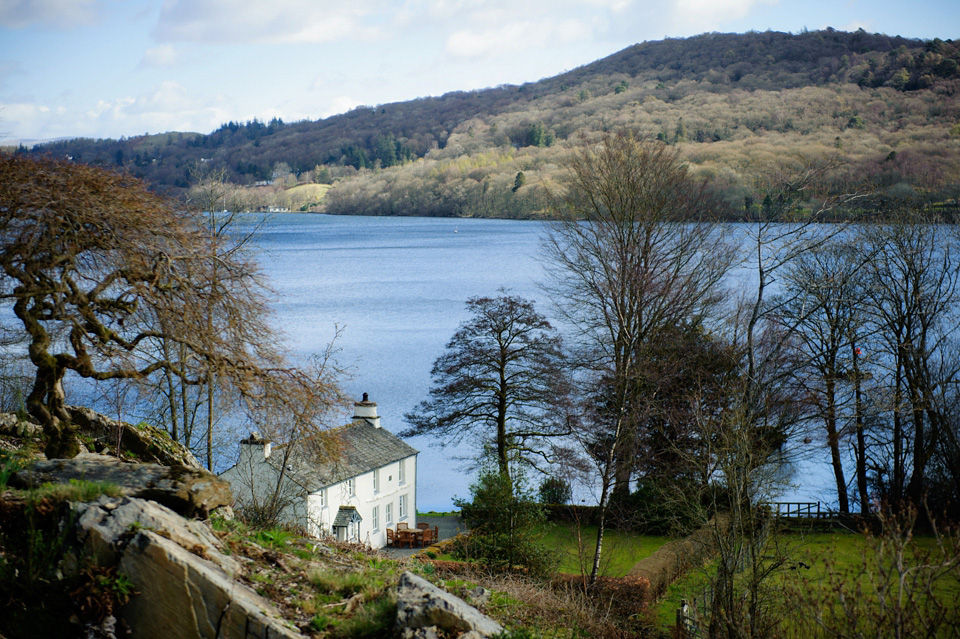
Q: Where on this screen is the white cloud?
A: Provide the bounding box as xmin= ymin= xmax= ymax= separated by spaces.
xmin=446 ymin=16 xmax=595 ymax=59
xmin=1 ymin=82 xmax=238 ymax=143
xmin=671 ymin=0 xmax=779 ymax=32
xmin=0 ymin=0 xmax=101 ymax=29
xmin=141 ymin=44 xmax=182 ymax=67
xmin=154 ymin=0 xmax=385 ymax=44
xmin=319 ymin=95 xmax=364 ymax=119
xmin=836 ymin=20 xmax=872 ymax=33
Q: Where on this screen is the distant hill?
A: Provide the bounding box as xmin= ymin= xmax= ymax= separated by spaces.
xmin=16 ymin=29 xmax=960 ymax=217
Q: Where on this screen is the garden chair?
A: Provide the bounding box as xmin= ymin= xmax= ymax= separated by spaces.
xmin=420 ymin=527 xmax=435 ymax=547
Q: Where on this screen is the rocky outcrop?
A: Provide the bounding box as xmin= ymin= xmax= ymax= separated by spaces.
xmin=11 ymin=453 xmax=231 ymax=517
xmin=121 ymin=529 xmax=302 ymax=639
xmin=0 ymin=412 xmax=42 ymax=438
xmin=0 ymin=407 xmax=200 ymax=468
xmin=73 ymin=496 xmax=302 ymax=639
xmin=66 ymin=405 xmax=202 ymax=468
xmin=74 ymin=496 xmax=241 ymax=577
xmin=396 ymin=571 xmax=504 ymax=639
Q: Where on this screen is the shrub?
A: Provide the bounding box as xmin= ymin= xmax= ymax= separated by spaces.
xmin=454 ymin=471 xmax=557 ymax=577
xmin=537 ymin=476 xmax=571 ymax=505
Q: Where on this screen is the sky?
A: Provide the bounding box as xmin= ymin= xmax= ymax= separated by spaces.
xmin=1 ymin=0 xmax=958 ymax=145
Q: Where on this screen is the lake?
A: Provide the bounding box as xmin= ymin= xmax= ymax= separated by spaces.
xmin=250 ymin=213 xmax=548 ymax=510
xmin=247 ymin=213 xmax=838 ymax=511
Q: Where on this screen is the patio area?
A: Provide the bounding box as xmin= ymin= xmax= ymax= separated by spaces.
xmin=379 ymin=514 xmax=467 ymax=558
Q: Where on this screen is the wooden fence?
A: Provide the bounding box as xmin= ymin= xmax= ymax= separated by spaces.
xmin=767 ymin=501 xmax=837 ymax=519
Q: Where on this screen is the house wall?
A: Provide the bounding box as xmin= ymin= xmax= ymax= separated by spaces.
xmin=308 ymin=453 xmax=418 ymax=549
xmin=220 ymin=443 xmax=309 ymax=527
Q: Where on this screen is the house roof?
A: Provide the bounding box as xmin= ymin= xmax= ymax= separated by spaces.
xmin=332 ymin=505 xmax=362 ymax=527
xmin=267 ymin=419 xmax=418 ymax=493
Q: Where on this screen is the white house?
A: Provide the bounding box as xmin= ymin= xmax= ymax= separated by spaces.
xmin=220 ymin=394 xmax=418 ymax=549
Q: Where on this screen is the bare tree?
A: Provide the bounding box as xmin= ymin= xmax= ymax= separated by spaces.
xmin=150 ymin=163 xmax=267 ymax=468
xmin=402 ymin=293 xmax=572 ymax=483
xmin=0 ymin=155 xmax=340 ymax=458
xmin=542 ymin=131 xmax=736 ymax=582
xmin=777 ymin=237 xmax=875 ymax=513
xmin=861 ymin=211 xmax=960 ymax=509
xmin=677 ymin=159 xmax=867 ymax=638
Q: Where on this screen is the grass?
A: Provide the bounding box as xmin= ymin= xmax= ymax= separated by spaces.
xmin=655 ymin=531 xmax=870 ymax=628
xmin=539 ymin=522 xmax=669 ymax=577
xmin=30 ymin=478 xmax=123 ymax=502
xmin=655 ymin=528 xmax=960 ymax=633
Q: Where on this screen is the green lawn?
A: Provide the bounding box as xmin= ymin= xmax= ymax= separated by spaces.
xmin=655 ymin=530 xmax=960 ymax=633
xmin=539 ymin=523 xmax=670 ymax=577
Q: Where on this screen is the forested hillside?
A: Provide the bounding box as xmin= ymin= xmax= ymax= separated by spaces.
xmin=18 ymin=29 xmax=960 ymax=217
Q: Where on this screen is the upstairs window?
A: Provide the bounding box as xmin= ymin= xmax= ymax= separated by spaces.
xmin=373 ymin=468 xmax=380 ymax=493
xmin=399 ymin=459 xmax=406 ymax=485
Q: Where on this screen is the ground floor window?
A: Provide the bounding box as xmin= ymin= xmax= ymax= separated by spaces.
xmin=399 ymin=494 xmax=407 ymax=519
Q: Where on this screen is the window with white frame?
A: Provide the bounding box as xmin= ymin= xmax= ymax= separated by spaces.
xmin=318 ymin=488 xmax=326 ymax=508
xmin=347 ymin=478 xmax=355 ymax=496
xmin=398 ymin=459 xmax=406 ymax=485
xmin=372 ymin=505 xmax=379 ymax=531
xmin=386 ymin=502 xmax=393 ymax=525
xmin=373 ymin=468 xmax=380 ymax=493
xmin=399 ymin=494 xmax=407 ymax=519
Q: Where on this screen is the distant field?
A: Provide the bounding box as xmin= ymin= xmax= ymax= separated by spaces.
xmin=282 ymin=183 xmax=331 ymax=210
xmin=285 ymin=183 xmax=331 ymax=200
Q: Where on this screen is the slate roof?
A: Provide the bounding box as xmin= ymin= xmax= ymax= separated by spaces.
xmin=332 ymin=505 xmax=362 ymax=526
xmin=267 ymin=419 xmax=418 ymax=494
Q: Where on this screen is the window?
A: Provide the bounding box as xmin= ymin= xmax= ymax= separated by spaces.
xmin=372 ymin=505 xmax=379 ymax=531
xmin=318 ymin=488 xmax=326 ymax=508
xmin=373 ymin=468 xmax=380 ymax=493
xmin=386 ymin=502 xmax=393 ymax=525
xmin=347 ymin=478 xmax=355 ymax=496
xmin=399 ymin=459 xmax=406 ymax=485
xmin=399 ymin=494 xmax=407 ymax=519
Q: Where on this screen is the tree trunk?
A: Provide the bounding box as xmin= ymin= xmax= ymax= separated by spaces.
xmin=852 ymin=342 xmax=870 ymax=514
xmin=893 ymin=356 xmax=904 ymax=502
xmin=29 ymin=365 xmax=80 ymax=459
xmin=206 ymin=371 xmax=214 ymax=471
xmin=907 ymin=382 xmax=927 ymax=506
xmin=825 ymin=376 xmax=849 ymax=513
xmin=590 ymin=467 xmax=611 ymax=584
xmin=497 ymin=378 xmax=510 ymax=481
